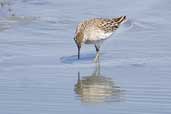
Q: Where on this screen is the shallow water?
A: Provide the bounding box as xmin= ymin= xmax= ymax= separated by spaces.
xmin=0 ymin=0 xmax=171 ymax=114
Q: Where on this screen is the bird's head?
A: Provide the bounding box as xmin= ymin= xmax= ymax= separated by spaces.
xmin=74 ymin=32 xmax=84 ymax=59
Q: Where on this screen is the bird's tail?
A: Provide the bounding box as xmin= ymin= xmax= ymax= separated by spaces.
xmin=113 ymin=16 xmax=127 ymax=25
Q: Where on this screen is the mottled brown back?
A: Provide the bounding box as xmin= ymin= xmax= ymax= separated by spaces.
xmin=76 ymin=16 xmax=126 ymax=34
xmin=94 ymin=16 xmax=126 ymax=33
xmin=94 ymin=18 xmax=118 ymax=33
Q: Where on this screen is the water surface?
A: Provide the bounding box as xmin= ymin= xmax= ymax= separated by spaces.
xmin=0 ymin=0 xmax=171 ymax=114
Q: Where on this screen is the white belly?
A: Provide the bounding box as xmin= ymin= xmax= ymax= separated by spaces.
xmin=98 ymin=32 xmax=113 ymax=40
xmin=84 ymin=29 xmax=113 ymax=44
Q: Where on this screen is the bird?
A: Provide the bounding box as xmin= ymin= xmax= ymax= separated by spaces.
xmin=74 ymin=16 xmax=127 ymax=62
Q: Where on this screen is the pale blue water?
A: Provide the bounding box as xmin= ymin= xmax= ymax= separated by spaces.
xmin=0 ymin=0 xmax=171 ymax=114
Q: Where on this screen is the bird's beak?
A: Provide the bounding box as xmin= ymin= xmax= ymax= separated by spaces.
xmin=78 ymin=47 xmax=80 ymax=59
xmin=74 ymin=37 xmax=81 ymax=60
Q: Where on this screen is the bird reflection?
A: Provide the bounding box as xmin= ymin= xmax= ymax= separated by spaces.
xmin=74 ymin=63 xmax=123 ymax=104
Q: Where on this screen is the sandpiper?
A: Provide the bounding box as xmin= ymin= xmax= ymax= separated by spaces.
xmin=74 ymin=16 xmax=127 ymax=62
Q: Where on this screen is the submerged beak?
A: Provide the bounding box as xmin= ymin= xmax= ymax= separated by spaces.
xmin=74 ymin=37 xmax=81 ymax=60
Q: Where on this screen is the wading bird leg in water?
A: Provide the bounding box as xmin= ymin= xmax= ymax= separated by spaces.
xmin=94 ymin=45 xmax=100 ymax=63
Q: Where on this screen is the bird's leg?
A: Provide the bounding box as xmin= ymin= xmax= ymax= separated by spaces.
xmin=94 ymin=45 xmax=100 ymax=63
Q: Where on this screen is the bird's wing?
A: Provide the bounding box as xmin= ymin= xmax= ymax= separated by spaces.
xmin=94 ymin=18 xmax=118 ymax=33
